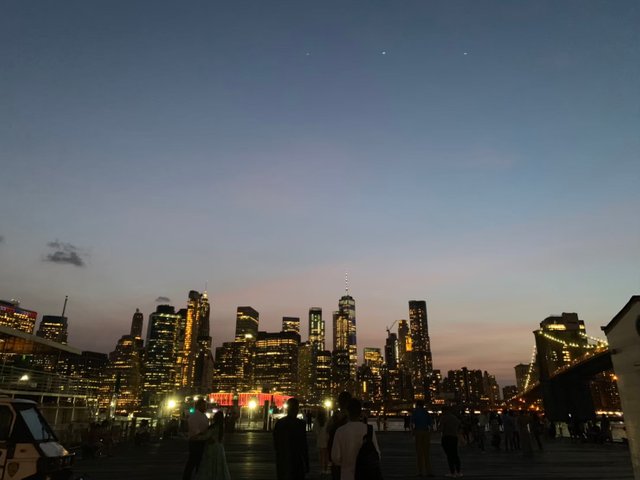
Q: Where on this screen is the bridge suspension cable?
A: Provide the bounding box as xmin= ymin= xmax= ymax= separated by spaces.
xmin=578 ymin=331 xmax=608 ymax=346
xmin=538 ymin=331 xmax=603 ymax=349
xmin=523 ymin=345 xmax=537 ymax=391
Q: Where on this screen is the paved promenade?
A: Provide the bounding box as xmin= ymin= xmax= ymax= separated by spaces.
xmin=74 ymin=430 xmax=634 ymax=479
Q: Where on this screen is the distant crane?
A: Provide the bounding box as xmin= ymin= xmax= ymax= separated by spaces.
xmin=386 ymin=319 xmax=398 ymax=336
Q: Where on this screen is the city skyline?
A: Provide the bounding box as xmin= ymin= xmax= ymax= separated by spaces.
xmin=1 ymin=286 xmax=621 ymax=387
xmin=1 ymin=1 xmax=638 ymax=388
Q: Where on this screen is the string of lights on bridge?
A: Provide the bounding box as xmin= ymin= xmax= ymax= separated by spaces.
xmin=522 ymin=332 xmax=608 ymax=393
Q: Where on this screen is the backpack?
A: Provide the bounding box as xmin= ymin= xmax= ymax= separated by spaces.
xmin=355 ymin=424 xmax=383 ymax=480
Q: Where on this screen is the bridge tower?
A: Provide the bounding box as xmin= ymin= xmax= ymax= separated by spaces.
xmin=534 ymin=313 xmax=594 ymax=422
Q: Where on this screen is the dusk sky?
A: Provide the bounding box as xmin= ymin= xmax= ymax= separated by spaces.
xmin=1 ymin=1 xmax=638 ymax=386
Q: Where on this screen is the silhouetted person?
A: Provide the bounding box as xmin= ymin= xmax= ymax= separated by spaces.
xmin=518 ymin=412 xmax=533 ymax=457
xmin=306 ymin=411 xmax=313 ymax=432
xmin=331 ymin=398 xmax=380 ymax=480
xmin=411 ymin=400 xmax=433 ymax=477
xmin=439 ymin=407 xmax=461 ymax=478
xmin=313 ymin=409 xmax=330 ymax=475
xmin=194 ymin=411 xmax=230 ymax=480
xmin=327 ymin=391 xmax=352 ymax=480
xmin=530 ymin=412 xmax=543 ymax=451
xmin=274 ymin=398 xmax=309 ymax=480
xmin=183 ymin=399 xmax=209 ymax=480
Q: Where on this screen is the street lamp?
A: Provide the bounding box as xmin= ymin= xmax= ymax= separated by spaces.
xmin=324 ymin=399 xmax=333 ymax=410
xmin=167 ymin=399 xmax=177 ymax=410
xmin=248 ymin=399 xmax=257 ymax=428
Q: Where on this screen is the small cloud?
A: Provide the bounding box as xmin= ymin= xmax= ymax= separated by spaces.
xmin=155 ymin=296 xmax=171 ymax=303
xmin=43 ymin=240 xmax=86 ymax=267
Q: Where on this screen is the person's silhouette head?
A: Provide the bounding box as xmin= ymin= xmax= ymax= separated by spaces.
xmin=286 ymin=398 xmax=300 ymax=418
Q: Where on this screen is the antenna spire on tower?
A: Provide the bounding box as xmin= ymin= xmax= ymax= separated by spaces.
xmin=345 ymin=272 xmax=349 ymax=295
xmin=61 ymin=295 xmax=68 ymax=318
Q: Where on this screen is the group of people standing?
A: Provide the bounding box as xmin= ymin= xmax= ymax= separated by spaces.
xmin=181 ymin=393 xmax=557 ymax=480
xmin=273 ymin=392 xmax=381 ymax=480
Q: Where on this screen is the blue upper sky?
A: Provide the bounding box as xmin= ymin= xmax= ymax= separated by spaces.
xmin=1 ymin=0 xmax=638 ymax=384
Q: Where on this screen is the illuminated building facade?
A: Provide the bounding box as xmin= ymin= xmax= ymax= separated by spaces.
xmin=397 ymin=319 xmax=411 ymax=368
xmin=252 ymin=331 xmax=299 ymax=395
xmin=442 ymin=367 xmax=484 ymax=408
xmin=36 ymin=315 xmax=68 ymax=344
xmin=360 ymin=347 xmax=383 ymax=403
xmin=308 ymin=308 xmax=324 ymax=353
xmin=282 ymin=316 xmax=300 ymax=335
xmin=194 ymin=292 xmax=213 ymax=393
xmin=339 ymin=294 xmax=357 ymax=379
xmin=213 ymin=341 xmax=248 ymax=392
xmin=333 ymin=288 xmax=357 ymax=394
xmin=0 ymin=300 xmax=37 ymax=333
xmin=143 ymin=305 xmax=181 ymax=407
xmin=130 ymin=308 xmax=143 ymax=339
xmin=482 ymin=371 xmax=501 ymax=408
xmin=409 ymin=300 xmax=434 ymax=401
xmin=297 ymin=343 xmax=313 ymax=403
xmin=179 ymin=290 xmax=211 ymax=391
xmin=107 ymin=334 xmax=143 ymax=414
xmin=65 ymin=350 xmax=109 ymax=398
xmin=331 ymin=349 xmax=351 ymax=395
xmin=235 ymin=306 xmax=259 ymax=340
xmin=589 ymin=371 xmax=621 ymax=412
xmin=315 ymin=350 xmax=332 ymax=403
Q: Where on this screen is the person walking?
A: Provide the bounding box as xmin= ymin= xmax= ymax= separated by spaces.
xmin=273 ymin=398 xmax=309 ymax=480
xmin=439 ymin=407 xmax=462 ymax=478
xmin=327 ymin=391 xmax=352 ymax=480
xmin=183 ymin=399 xmax=210 ymax=480
xmin=313 ymin=409 xmax=330 ymax=476
xmin=194 ymin=411 xmax=231 ymax=480
xmin=331 ymin=398 xmax=380 ymax=480
xmin=410 ymin=400 xmax=433 ymax=477
xmin=502 ymin=411 xmax=515 ymax=451
xmin=403 ymin=413 xmax=411 ymax=432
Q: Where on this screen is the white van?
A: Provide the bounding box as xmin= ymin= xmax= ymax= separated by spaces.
xmin=0 ymin=398 xmax=73 ymax=480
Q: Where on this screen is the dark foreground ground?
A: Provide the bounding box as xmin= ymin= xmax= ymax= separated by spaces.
xmin=74 ymin=431 xmax=634 ymax=479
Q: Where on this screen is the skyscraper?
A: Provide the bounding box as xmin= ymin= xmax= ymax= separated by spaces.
xmin=442 ymin=367 xmax=484 ymax=408
xmin=179 ymin=291 xmax=204 ymax=389
xmin=308 ymin=308 xmax=325 ymax=353
xmin=107 ymin=334 xmax=143 ymax=414
xmin=194 ymin=291 xmax=213 ymax=393
xmin=514 ymin=363 xmax=530 ymax=393
xmin=235 ymin=306 xmax=259 ymax=340
xmin=482 ymin=371 xmax=501 ymax=408
xmin=174 ymin=290 xmax=213 ymax=392
xmin=361 ymin=347 xmax=384 ymax=403
xmin=409 ymin=300 xmax=434 ymax=401
xmin=36 ymin=315 xmax=68 ymax=344
xmin=213 ymin=341 xmax=247 ymax=392
xmin=144 ymin=305 xmax=181 ymax=408
xmin=297 ymin=342 xmax=313 ymax=403
xmin=282 ymin=316 xmax=300 ymax=335
xmin=315 ymin=350 xmax=332 ymax=402
xmin=253 ymin=331 xmax=299 ymax=395
xmin=397 ymin=319 xmax=411 ymax=368
xmin=130 ymin=308 xmax=144 ymax=340
xmin=384 ymin=332 xmax=398 ymax=371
